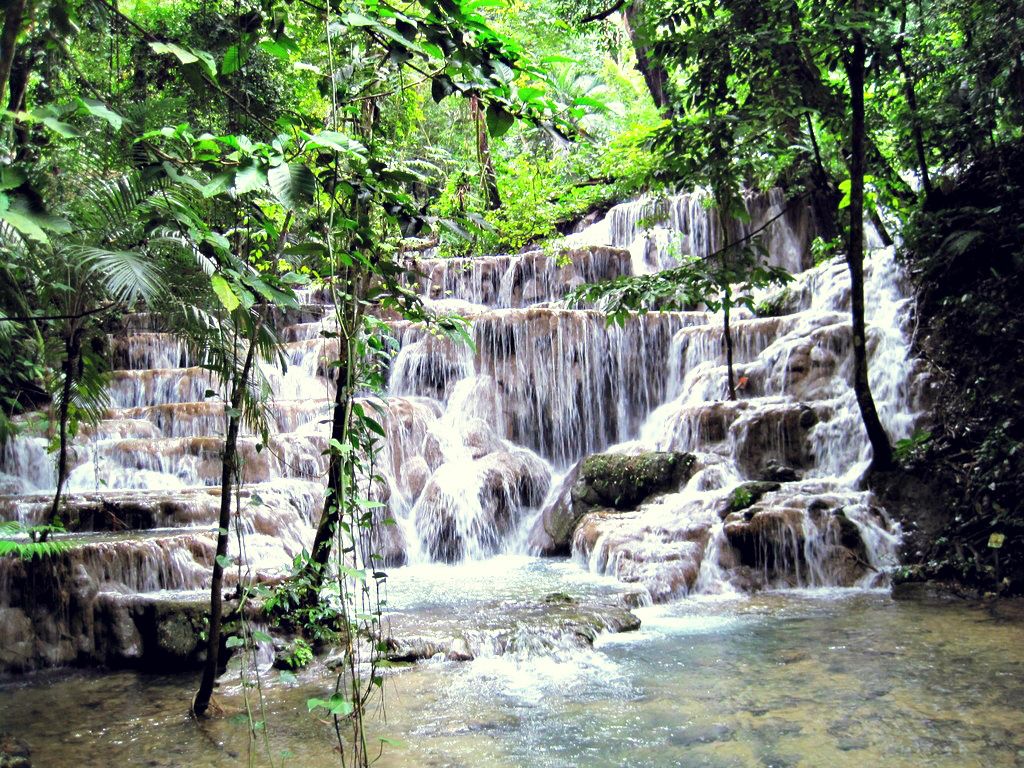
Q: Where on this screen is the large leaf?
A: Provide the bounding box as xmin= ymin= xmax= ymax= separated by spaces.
xmin=306 ymin=131 xmax=367 ymax=158
xmin=149 ymin=42 xmax=217 ymax=79
xmin=268 ymin=162 xmax=316 ymax=210
xmin=233 ymin=163 xmax=267 ymax=195
xmin=485 ymin=103 xmax=515 ymax=138
xmin=77 ymin=98 xmax=124 ymax=130
xmin=211 ymin=273 xmax=240 ymax=312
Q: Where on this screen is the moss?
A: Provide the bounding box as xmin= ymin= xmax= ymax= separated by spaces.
xmin=577 ymin=451 xmax=696 ymax=510
xmin=728 ymin=481 xmax=781 ymax=512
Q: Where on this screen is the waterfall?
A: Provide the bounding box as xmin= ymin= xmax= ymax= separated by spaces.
xmin=0 ymin=187 xmax=928 ymax=671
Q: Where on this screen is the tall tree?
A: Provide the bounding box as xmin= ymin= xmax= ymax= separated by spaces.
xmin=843 ymin=3 xmax=894 ymax=470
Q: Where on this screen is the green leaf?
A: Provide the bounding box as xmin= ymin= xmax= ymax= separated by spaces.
xmin=259 ymin=40 xmax=293 ymax=60
xmin=149 ymin=42 xmax=217 ymax=79
xmin=216 ymin=554 xmax=234 ymax=569
xmin=343 ymin=12 xmax=375 ymax=26
xmin=41 ymin=117 xmax=78 ymax=138
xmin=268 ymin=162 xmax=317 ymax=210
xmin=252 ymin=630 xmax=274 ymax=643
xmin=485 ymin=103 xmax=514 ymax=138
xmin=211 ymin=274 xmax=240 ymax=312
xmin=225 ymin=635 xmax=245 ymax=648
xmin=77 ymin=97 xmax=124 ymax=130
xmin=0 ymin=208 xmax=49 ymax=243
xmin=306 ymin=131 xmax=366 ymax=157
xmin=0 ymin=167 xmax=25 ymax=191
xmin=202 ymin=172 xmax=234 ymax=198
xmin=221 ymin=44 xmax=247 ymax=76
xmin=233 ymin=163 xmax=267 ymax=195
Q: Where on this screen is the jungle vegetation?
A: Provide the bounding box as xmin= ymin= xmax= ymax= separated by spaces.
xmin=0 ymin=0 xmax=1022 ymax=761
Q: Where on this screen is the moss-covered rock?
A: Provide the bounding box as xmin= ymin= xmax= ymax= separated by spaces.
xmin=574 ymin=452 xmax=696 ymax=510
xmin=528 ymin=451 xmax=696 ymax=556
xmin=725 ymin=481 xmax=782 ymax=514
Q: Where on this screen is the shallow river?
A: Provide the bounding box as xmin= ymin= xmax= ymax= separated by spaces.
xmin=2 ymin=558 xmax=1023 ymax=767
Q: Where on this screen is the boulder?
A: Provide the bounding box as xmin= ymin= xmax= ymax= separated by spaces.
xmin=529 ymin=451 xmax=696 ymax=556
xmin=760 ymin=461 xmax=801 ymax=483
xmin=721 ymin=481 xmax=782 ymax=516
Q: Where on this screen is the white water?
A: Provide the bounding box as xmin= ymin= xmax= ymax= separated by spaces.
xmin=0 ymin=187 xmax=930 ymax=670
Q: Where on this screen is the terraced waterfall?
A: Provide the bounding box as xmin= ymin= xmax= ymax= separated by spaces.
xmin=11 ymin=191 xmax=1023 ymax=768
xmin=0 ymin=190 xmax=928 ymax=673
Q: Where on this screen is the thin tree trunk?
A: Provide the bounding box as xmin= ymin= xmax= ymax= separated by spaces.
xmin=804 ymin=112 xmax=841 ymax=243
xmin=0 ymin=0 xmax=28 ymax=109
xmin=470 ymin=94 xmax=501 ymax=210
xmin=723 ymin=290 xmax=736 ymax=401
xmin=894 ymin=14 xmax=932 ymax=196
xmin=845 ymin=18 xmax=894 ymax=472
xmin=306 ymin=336 xmax=352 ymax=586
xmin=303 ymin=263 xmax=369 ymax=592
xmin=193 ymin=329 xmax=260 ymax=718
xmin=49 ymin=327 xmax=80 ymax=523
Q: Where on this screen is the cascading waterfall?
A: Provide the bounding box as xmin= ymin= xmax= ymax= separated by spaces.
xmin=0 ymin=187 xmax=927 ymax=671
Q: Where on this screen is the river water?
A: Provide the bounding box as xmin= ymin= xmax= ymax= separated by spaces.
xmin=2 ymin=562 xmax=1023 ymax=767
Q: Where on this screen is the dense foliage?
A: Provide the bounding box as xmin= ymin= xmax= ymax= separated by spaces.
xmin=0 ymin=0 xmax=1022 ymax=758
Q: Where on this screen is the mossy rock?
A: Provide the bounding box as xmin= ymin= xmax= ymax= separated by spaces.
xmin=529 ymin=451 xmax=696 ymax=556
xmin=574 ymin=452 xmax=696 ymax=511
xmin=726 ymin=481 xmax=782 ymax=513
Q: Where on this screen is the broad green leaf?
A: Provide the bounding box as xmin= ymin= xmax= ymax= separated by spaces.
xmin=306 ymin=131 xmax=367 ymax=157
xmin=0 ymin=167 xmax=25 ymax=191
xmin=268 ymin=162 xmax=317 ymax=209
xmin=211 ymin=273 xmax=240 ymax=312
xmin=221 ymin=44 xmax=251 ymax=75
xmin=149 ymin=42 xmax=217 ymax=79
xmin=343 ymin=12 xmax=375 ymax=26
xmin=225 ymin=635 xmax=245 ymax=648
xmin=41 ymin=117 xmax=78 ymax=138
xmin=202 ymin=172 xmax=234 ymax=198
xmin=485 ymin=103 xmax=514 ymax=138
xmin=0 ymin=208 xmax=48 ymax=243
xmin=233 ymin=163 xmax=267 ymax=195
xmin=215 ymin=554 xmax=233 ymax=568
xmin=77 ymin=97 xmax=124 ymax=130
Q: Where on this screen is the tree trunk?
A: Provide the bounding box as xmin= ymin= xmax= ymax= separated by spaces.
xmin=305 ymin=337 xmax=352 ymax=587
xmin=470 ymin=94 xmax=501 ymax=210
xmin=49 ymin=326 xmax=80 ymax=523
xmin=845 ymin=20 xmax=894 ymax=473
xmin=193 ymin=331 xmax=260 ymax=718
xmin=804 ymin=112 xmax=841 ymax=244
xmin=893 ymin=14 xmax=932 ymax=197
xmin=622 ymin=0 xmax=672 ymax=114
xmin=723 ymin=289 xmax=736 ymax=401
xmin=0 ymin=0 xmax=28 ymax=109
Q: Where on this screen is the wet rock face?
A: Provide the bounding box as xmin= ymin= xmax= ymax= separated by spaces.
xmin=384 ymin=591 xmax=641 ymax=664
xmin=416 ymin=449 xmax=552 ymax=562
xmin=575 ymin=452 xmax=697 ymax=511
xmin=721 ymin=501 xmax=871 ymax=589
xmin=0 ymin=585 xmax=214 ymax=674
xmin=529 ymin=452 xmax=697 ymax=556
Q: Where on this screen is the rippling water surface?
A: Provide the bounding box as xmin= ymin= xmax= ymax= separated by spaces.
xmin=2 ymin=559 xmax=1023 ymax=767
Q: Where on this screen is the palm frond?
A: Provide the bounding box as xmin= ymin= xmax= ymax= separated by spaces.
xmin=65 ymin=245 xmax=163 ymax=305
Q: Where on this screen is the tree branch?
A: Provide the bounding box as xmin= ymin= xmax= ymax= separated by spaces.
xmin=580 ymin=0 xmax=627 ymax=23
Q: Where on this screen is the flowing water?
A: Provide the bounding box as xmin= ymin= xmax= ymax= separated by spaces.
xmin=1 ymin=574 xmax=1023 ymax=767
xmin=1 ymin=189 xmax=1019 ymax=765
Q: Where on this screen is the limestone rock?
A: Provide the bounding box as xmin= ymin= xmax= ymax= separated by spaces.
xmin=529 ymin=451 xmax=696 ymax=556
